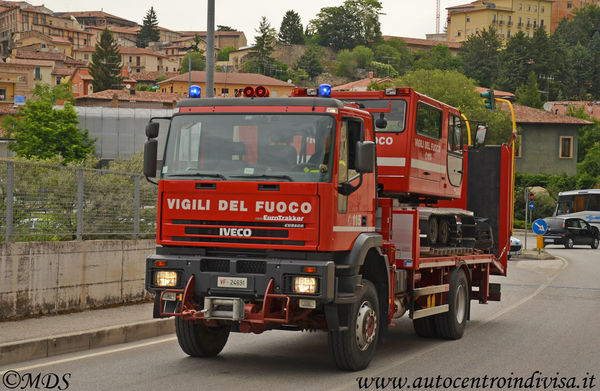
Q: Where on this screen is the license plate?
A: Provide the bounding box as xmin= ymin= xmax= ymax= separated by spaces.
xmin=543 ymin=239 xmax=554 ymax=243
xmin=217 ymin=276 xmax=248 ymax=289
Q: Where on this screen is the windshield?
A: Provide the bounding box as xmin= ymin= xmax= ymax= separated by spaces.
xmin=340 ymin=99 xmax=406 ymax=133
xmin=162 ymin=114 xmax=336 ymax=182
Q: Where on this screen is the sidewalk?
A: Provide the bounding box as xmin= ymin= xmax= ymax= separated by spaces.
xmin=0 ymin=302 xmax=174 ymax=366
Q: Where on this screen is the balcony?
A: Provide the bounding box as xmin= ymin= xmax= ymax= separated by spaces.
xmin=507 ymin=20 xmax=513 ymax=26
xmin=518 ymin=22 xmax=523 ymax=27
xmin=499 ymin=20 xmax=504 ymax=25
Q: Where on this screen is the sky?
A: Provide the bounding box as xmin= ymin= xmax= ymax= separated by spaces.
xmin=38 ymin=0 xmax=469 ymax=43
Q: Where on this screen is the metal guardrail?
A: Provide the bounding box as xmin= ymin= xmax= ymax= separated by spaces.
xmin=0 ymin=160 xmax=157 ymax=242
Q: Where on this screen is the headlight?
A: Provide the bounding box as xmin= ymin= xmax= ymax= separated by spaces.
xmin=154 ymin=271 xmax=178 ymax=287
xmin=293 ymin=276 xmax=317 ymax=294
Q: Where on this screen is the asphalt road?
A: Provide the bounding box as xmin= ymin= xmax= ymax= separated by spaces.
xmin=2 ymin=247 xmax=599 ymax=391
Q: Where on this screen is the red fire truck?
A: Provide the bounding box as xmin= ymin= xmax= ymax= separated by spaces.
xmin=143 ymin=85 xmax=513 ymax=371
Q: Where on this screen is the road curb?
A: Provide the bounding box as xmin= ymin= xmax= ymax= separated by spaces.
xmin=0 ymin=318 xmax=175 ymax=366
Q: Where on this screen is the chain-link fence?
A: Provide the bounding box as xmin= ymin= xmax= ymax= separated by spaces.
xmin=0 ymin=160 xmax=158 ymax=242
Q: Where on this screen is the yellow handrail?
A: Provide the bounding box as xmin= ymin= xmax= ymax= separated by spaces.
xmin=460 ymin=113 xmax=472 ymax=145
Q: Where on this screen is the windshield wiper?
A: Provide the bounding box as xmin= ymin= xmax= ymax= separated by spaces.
xmin=168 ymin=171 xmax=227 ymax=180
xmin=230 ymin=174 xmax=294 ymax=182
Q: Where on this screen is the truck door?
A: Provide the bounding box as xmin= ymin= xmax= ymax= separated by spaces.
xmin=411 ymin=101 xmax=444 ymax=196
xmin=335 ymin=118 xmax=373 ymax=245
xmin=446 ymin=114 xmax=464 ymax=195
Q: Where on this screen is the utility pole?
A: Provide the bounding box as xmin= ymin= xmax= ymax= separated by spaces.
xmin=206 ymin=0 xmax=215 ymax=98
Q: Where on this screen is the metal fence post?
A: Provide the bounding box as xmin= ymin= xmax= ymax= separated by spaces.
xmin=5 ymin=161 xmax=13 ymax=242
xmin=134 ymin=175 xmax=140 ymax=239
xmin=77 ymin=168 xmax=84 ymax=240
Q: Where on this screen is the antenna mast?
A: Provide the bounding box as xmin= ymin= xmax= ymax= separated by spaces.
xmin=436 ymin=0 xmax=441 ymax=34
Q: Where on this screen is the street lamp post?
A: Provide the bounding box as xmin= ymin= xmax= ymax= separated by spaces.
xmin=206 ymin=0 xmax=215 ymax=98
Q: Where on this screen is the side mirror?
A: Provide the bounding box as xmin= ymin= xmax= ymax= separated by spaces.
xmin=146 ymin=122 xmax=160 ymax=139
xmin=475 ymin=124 xmax=488 ymax=147
xmin=375 ymin=113 xmax=387 ymax=129
xmin=355 ymin=141 xmax=375 ymax=173
xmin=144 ymin=139 xmax=158 ymax=177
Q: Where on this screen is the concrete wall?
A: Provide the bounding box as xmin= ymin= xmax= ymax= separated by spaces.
xmin=0 ymin=240 xmax=154 ymax=319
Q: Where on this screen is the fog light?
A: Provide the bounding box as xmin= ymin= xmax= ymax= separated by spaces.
xmin=293 ymin=276 xmax=317 ymax=294
xmin=155 ymin=271 xmax=178 ymax=287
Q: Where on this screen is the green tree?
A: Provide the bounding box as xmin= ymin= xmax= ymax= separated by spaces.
xmin=495 ymin=31 xmax=531 ymax=93
xmin=179 ymin=51 xmax=206 ymax=74
xmin=248 ymin=16 xmax=277 ymax=72
xmin=89 ymin=28 xmax=122 ymax=92
xmin=346 ymin=0 xmax=384 ymax=44
xmin=413 ymin=45 xmax=463 ymax=71
xmin=217 ymin=45 xmax=237 ymax=61
xmin=335 ymin=49 xmax=358 ymax=78
xmin=460 ymin=27 xmax=502 ymax=87
xmin=136 ymin=7 xmax=160 ymax=48
xmin=569 ymin=42 xmax=593 ymax=99
xmin=515 ymin=71 xmax=544 ymax=109
xmin=295 ymin=45 xmax=325 ymax=79
xmin=395 ymin=69 xmax=512 ymax=145
xmin=587 ymin=31 xmax=600 ymax=98
xmin=566 ymin=104 xmax=600 ymax=162
xmin=279 ymin=10 xmax=304 ymax=45
xmin=373 ymin=39 xmax=413 ymax=74
xmin=370 ymin=61 xmax=399 ymax=78
xmin=310 ymin=5 xmax=362 ymax=50
xmin=353 ymin=45 xmax=374 ymax=68
xmin=2 ymin=84 xmax=95 ymax=163
xmin=578 ymin=143 xmax=600 ymax=178
xmin=217 ymin=25 xmax=235 ymax=31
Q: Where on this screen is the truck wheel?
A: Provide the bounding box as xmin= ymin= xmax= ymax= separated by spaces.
xmin=435 ymin=268 xmax=469 ymax=340
xmin=413 ymin=305 xmax=438 ymax=338
xmin=328 ymin=280 xmax=379 ymax=371
xmin=175 ymin=317 xmax=230 ymax=357
xmin=428 ymin=217 xmax=439 ymax=245
xmin=564 ymin=237 xmax=574 ymax=249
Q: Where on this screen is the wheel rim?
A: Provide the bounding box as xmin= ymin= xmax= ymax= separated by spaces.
xmin=429 ymin=217 xmax=439 ymax=244
xmin=439 ymin=219 xmax=450 ymax=245
xmin=355 ymin=300 xmax=378 ymax=352
xmin=455 ymin=283 xmax=467 ymax=324
xmin=568 ymin=238 xmax=573 ymax=248
xmin=594 ymin=239 xmax=598 ymax=248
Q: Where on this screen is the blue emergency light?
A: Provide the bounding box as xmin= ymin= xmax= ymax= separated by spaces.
xmin=189 ymin=85 xmax=201 ymax=98
xmin=318 ymin=84 xmax=332 ymax=98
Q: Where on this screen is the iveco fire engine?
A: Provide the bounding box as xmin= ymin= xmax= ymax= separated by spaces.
xmin=143 ymin=84 xmax=513 ymax=371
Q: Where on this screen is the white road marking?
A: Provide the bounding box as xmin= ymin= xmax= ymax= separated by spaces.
xmin=0 ymin=336 xmax=177 ymax=375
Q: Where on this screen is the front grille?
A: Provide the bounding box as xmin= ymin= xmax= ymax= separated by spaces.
xmin=236 ymin=260 xmax=266 ymax=274
xmin=185 ymin=227 xmax=289 ymax=238
xmin=200 ymin=258 xmax=230 ymax=272
xmin=173 ymin=219 xmax=305 ymax=228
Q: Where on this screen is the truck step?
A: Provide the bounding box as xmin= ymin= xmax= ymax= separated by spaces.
xmin=412 ymin=304 xmax=449 ymax=319
xmin=420 ymin=246 xmax=475 ymax=257
xmin=413 ymin=284 xmax=449 ymax=297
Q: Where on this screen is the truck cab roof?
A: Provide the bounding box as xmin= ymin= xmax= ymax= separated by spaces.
xmin=177 ymin=97 xmax=346 ymax=109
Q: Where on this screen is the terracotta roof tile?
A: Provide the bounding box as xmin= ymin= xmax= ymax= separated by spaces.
xmin=51 ymin=36 xmax=72 ymax=44
xmin=76 ymin=89 xmax=186 ymax=103
xmin=52 ymin=67 xmax=73 ymax=76
xmin=14 ymin=50 xmax=86 ymax=66
xmin=503 ymin=103 xmax=593 ymax=125
xmin=73 ymin=46 xmax=96 ymax=53
xmin=57 ymin=11 xmax=137 ymax=26
xmin=118 ymin=46 xmax=167 ymax=58
xmin=545 ymin=101 xmax=600 ymax=121
xmin=130 ymin=71 xmax=179 ymax=82
xmin=160 ymin=71 xmax=294 ymax=87
xmin=475 ymin=87 xmax=515 ymax=99
xmin=6 ymin=58 xmax=54 ymax=67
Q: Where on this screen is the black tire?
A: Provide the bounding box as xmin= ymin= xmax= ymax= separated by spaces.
xmin=428 ymin=217 xmax=439 ymax=245
xmin=439 ymin=218 xmax=450 ymax=245
xmin=564 ymin=237 xmax=574 ymax=249
xmin=435 ymin=268 xmax=469 ymax=340
xmin=591 ymin=237 xmax=599 ymax=249
xmin=175 ymin=317 xmax=231 ymax=357
xmin=328 ymin=280 xmax=379 ymax=371
xmin=413 ymin=304 xmax=438 ymax=338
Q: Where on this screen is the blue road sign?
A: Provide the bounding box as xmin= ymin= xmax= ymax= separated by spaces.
xmin=532 ymin=219 xmax=548 ymax=235
xmin=528 ymin=201 xmax=535 ymax=210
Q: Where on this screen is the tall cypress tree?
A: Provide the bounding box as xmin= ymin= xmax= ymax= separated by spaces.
xmin=89 ymin=28 xmax=122 ymax=92
xmin=136 ymin=7 xmax=160 ymax=48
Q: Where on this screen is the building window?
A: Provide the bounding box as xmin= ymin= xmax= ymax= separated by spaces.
xmin=34 ymin=67 xmax=41 ymax=80
xmin=567 ymin=2 xmax=572 ymax=8
xmin=136 ymin=68 xmax=140 ymax=73
xmin=221 ymin=88 xmax=229 ymax=95
xmin=534 ymin=5 xmax=537 ymax=12
xmin=519 ymin=3 xmax=522 ymax=10
xmin=515 ymin=135 xmax=522 ymax=158
xmin=0 ymin=87 xmax=5 ymax=101
xmin=508 ymin=15 xmax=512 ymax=25
xmin=559 ymin=136 xmax=573 ymax=158
xmin=84 ymin=53 xmax=89 ymax=60
xmin=457 ymin=30 xmax=462 ymax=37
xmin=527 ymin=4 xmax=531 ymax=11
xmin=534 ymin=19 xmax=537 ymax=28
xmin=519 ymin=17 xmax=523 ymax=26
xmin=507 ymin=29 xmax=511 ymax=38
xmin=83 ymin=39 xmax=87 ymax=45
xmin=466 ymin=16 xmax=470 ymax=22
xmin=55 ymin=77 xmax=61 ymax=85
xmin=542 ymin=6 xmax=545 ymax=13
xmin=129 ymin=56 xmax=132 ymax=62
xmin=466 ymin=29 xmax=470 ymax=35
xmin=541 ymin=19 xmax=545 ymax=27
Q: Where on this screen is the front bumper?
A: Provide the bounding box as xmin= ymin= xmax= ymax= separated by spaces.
xmin=146 ymin=253 xmax=336 ymax=305
xmin=543 ymin=235 xmax=566 ymax=245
